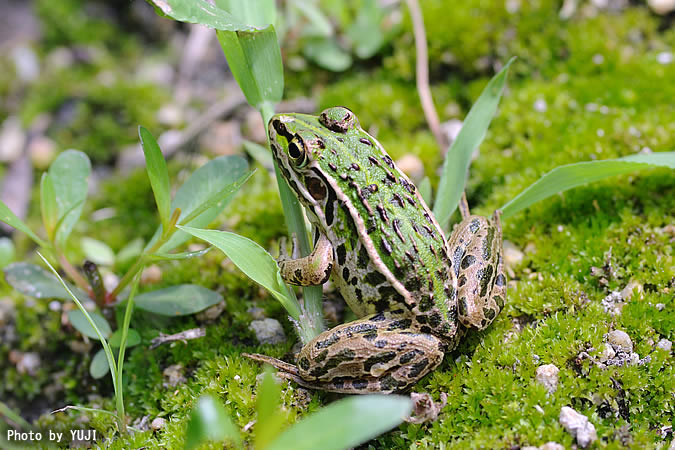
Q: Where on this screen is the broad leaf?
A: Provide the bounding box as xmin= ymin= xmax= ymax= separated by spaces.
xmin=0 ymin=201 xmax=48 ymax=247
xmin=145 ymin=155 xmax=249 ymax=253
xmin=500 ymin=152 xmax=675 ymax=218
xmin=139 ymin=126 xmax=171 ymax=232
xmin=268 ymin=395 xmax=412 ymax=450
xmin=67 ymin=310 xmax=112 ymax=340
xmin=433 ymin=58 xmax=515 ymax=227
xmin=0 ymin=237 xmax=16 ymax=269
xmin=134 ymin=284 xmax=223 ymax=316
xmin=89 ymin=348 xmax=110 ymax=379
xmin=3 ymin=262 xmax=88 ymax=301
xmin=178 ymin=226 xmax=300 ymax=320
xmin=108 ymin=328 xmax=141 ymax=348
xmin=217 ymin=25 xmax=284 ymax=110
xmin=185 ymin=395 xmax=241 ymax=450
xmin=146 ymin=0 xmax=256 ymax=31
xmin=81 ymin=237 xmax=115 ymax=266
xmin=215 ymin=0 xmax=276 ymax=28
xmin=49 ymin=150 xmax=91 ymax=247
xmin=303 ymin=38 xmax=352 ymax=72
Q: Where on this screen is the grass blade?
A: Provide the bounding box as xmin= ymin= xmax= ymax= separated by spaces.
xmin=139 ymin=126 xmax=172 ymax=232
xmin=433 ymin=57 xmax=515 ymax=227
xmin=268 ymin=395 xmax=412 ymax=450
xmin=0 ymin=200 xmax=48 ymax=247
xmin=500 ymin=152 xmax=675 ymax=218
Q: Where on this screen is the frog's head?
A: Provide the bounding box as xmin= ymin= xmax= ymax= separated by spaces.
xmin=268 ymin=107 xmax=360 ymax=226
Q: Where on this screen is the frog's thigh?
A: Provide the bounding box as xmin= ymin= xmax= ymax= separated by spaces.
xmin=296 ymin=312 xmax=445 ymax=394
xmin=278 ymin=234 xmax=334 ymax=286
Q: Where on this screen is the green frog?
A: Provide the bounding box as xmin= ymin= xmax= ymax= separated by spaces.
xmin=246 ymin=107 xmax=505 ymax=394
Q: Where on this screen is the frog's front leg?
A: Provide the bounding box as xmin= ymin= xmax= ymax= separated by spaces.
xmin=450 ymin=210 xmax=506 ymax=331
xmin=246 ymin=311 xmax=445 ymax=394
xmin=278 ymin=233 xmax=334 ymax=286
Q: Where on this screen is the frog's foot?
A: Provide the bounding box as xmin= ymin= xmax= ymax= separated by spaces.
xmin=278 ymin=233 xmax=334 ymax=286
xmin=452 ymin=210 xmax=507 ymax=331
xmin=243 ymin=352 xmax=301 ymax=376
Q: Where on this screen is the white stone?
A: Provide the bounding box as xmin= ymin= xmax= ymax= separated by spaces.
xmin=540 ymin=443 xmax=565 ymax=450
xmin=656 ymin=339 xmax=672 ymax=352
xmin=657 ymin=52 xmax=673 ymax=65
xmin=250 ymin=318 xmax=286 ymax=345
xmin=559 ymin=406 xmax=598 ymax=448
xmin=533 ymin=98 xmax=548 ymax=112
xmin=0 ymin=116 xmax=26 ymax=162
xmin=535 ymin=364 xmax=560 ymax=394
xmin=150 ymin=417 xmax=166 ymax=430
xmin=598 ymin=343 xmax=616 ymax=363
xmin=648 ymin=0 xmax=675 ymax=14
xmin=607 ymin=330 xmax=633 ymax=353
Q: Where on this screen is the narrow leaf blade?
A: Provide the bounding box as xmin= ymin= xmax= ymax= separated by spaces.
xmin=433 ymin=57 xmax=515 ymax=227
xmin=0 ymin=200 xmax=48 ymax=247
xmin=500 ymin=152 xmax=675 ymax=218
xmin=268 ymin=395 xmax=412 ymax=450
xmin=40 ymin=173 xmax=58 ymax=242
xmin=139 ymin=126 xmax=172 ymax=231
xmin=49 ymin=150 xmax=91 ymax=247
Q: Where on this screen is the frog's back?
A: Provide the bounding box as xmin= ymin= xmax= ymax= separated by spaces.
xmin=271 ymin=109 xmax=459 ymax=339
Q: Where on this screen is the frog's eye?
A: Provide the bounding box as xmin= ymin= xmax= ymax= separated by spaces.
xmin=288 ymin=138 xmax=308 ymax=167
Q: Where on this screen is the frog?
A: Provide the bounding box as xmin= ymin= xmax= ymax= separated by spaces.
xmin=245 ymin=107 xmax=506 ymax=394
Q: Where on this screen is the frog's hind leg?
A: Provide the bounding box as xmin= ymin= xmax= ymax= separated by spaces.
xmin=242 ymin=352 xmax=302 ymax=376
xmin=293 ymin=312 xmax=445 ymax=394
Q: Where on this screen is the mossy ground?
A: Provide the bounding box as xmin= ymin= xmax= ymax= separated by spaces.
xmin=1 ymin=1 xmax=673 ymax=449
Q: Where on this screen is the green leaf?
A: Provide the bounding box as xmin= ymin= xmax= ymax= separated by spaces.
xmin=49 ymin=150 xmax=91 ymax=247
xmin=81 ymin=237 xmax=115 ymax=266
xmin=255 ymin=370 xmax=285 ymax=449
xmin=433 ymin=57 xmax=515 ymax=227
xmin=0 ymin=200 xmax=48 ymax=247
xmin=178 ymin=226 xmax=301 ymax=320
xmin=178 ymin=171 xmax=254 ymax=226
xmin=418 ymin=176 xmax=432 ymax=206
xmin=116 ymin=238 xmax=144 ymax=265
xmin=3 ymin=262 xmax=88 ymax=301
xmin=303 ymin=38 xmax=352 ymax=72
xmin=146 ymin=247 xmax=212 ymax=261
xmin=291 ymin=0 xmax=333 ymax=37
xmin=146 ymin=0 xmax=257 ymax=31
xmin=243 ymin=140 xmax=274 ymax=169
xmin=185 ymin=395 xmax=242 ymax=450
xmin=268 ymin=395 xmax=412 ymax=450
xmin=134 ymin=284 xmax=223 ymax=316
xmin=215 ymin=0 xmax=276 ymax=28
xmin=146 ymin=155 xmax=249 ymax=253
xmin=0 ymin=237 xmax=16 ymax=269
xmin=139 ymin=126 xmax=172 ymax=232
xmin=40 ymin=173 xmax=58 ymax=242
xmin=89 ymin=348 xmax=110 ymax=379
xmin=347 ymin=0 xmax=385 ymax=59
xmin=67 ymin=310 xmax=112 ymax=340
xmin=500 ymin=152 xmax=675 ymax=218
xmin=217 ymin=25 xmax=284 ymax=110
xmin=108 ymin=328 xmax=141 ymax=348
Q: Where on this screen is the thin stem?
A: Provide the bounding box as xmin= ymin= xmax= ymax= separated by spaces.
xmin=406 ymin=0 xmax=448 ymax=152
xmin=115 ymin=273 xmax=140 ymax=434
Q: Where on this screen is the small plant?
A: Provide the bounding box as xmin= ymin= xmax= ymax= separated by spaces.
xmin=184 ymin=372 xmax=412 ymax=449
xmin=0 ymin=128 xmax=252 ymax=430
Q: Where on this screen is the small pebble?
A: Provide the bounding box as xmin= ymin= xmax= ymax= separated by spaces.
xmin=0 ymin=116 xmax=26 ymax=162
xmin=620 ymin=280 xmax=642 ymax=300
xmin=141 ymin=264 xmax=162 ymax=284
xmin=395 ymin=154 xmax=425 ymax=181
xmin=28 ymin=135 xmax=57 ymax=169
xmin=657 ymin=52 xmax=673 ymax=65
xmin=250 ymin=318 xmax=286 ymax=345
xmin=598 ymin=343 xmax=616 ymax=363
xmin=162 ymin=364 xmax=186 ymax=388
xmin=607 ymin=330 xmax=633 ymax=353
xmin=535 ymin=364 xmax=560 ymax=394
xmin=247 ymin=306 xmax=266 ymax=320
xmin=150 ymin=417 xmax=166 ymax=431
xmin=559 ymin=406 xmax=597 ymax=448
xmin=655 ymin=303 xmax=665 ymax=311
xmin=656 ymin=339 xmax=672 ymax=352
xmin=539 ymin=443 xmax=565 ymax=450
xmin=533 ymin=98 xmax=548 ymax=112
xmin=503 ymin=240 xmax=525 ymax=268
xmin=648 ymin=0 xmax=675 ymax=14
xmin=196 ymin=300 xmax=226 ymax=322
